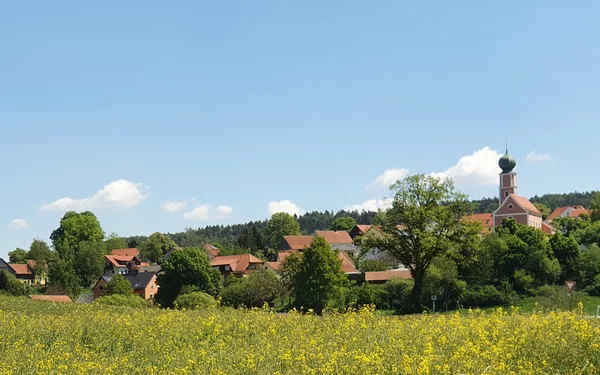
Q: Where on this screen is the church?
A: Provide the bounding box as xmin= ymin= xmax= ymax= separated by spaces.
xmin=471 ymin=146 xmax=553 ymax=234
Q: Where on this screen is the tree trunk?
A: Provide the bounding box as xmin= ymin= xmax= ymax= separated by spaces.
xmin=409 ymin=269 xmax=425 ymax=312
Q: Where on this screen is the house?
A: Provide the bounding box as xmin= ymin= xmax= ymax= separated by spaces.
xmin=210 ymin=254 xmax=264 ymax=277
xmin=103 ymin=248 xmax=146 ymax=276
xmin=29 ymin=295 xmax=72 ymax=303
xmin=279 ymin=236 xmax=315 ymax=251
xmin=314 ymin=230 xmax=360 ymax=258
xmin=349 ymin=225 xmax=373 ymax=240
xmin=8 ymin=264 xmax=35 ymax=284
xmin=93 ymin=272 xmax=158 ymax=300
xmin=203 ymin=244 xmax=221 ymax=259
xmin=26 ymin=260 xmax=48 ymax=285
xmin=275 ymin=250 xmax=360 ymax=276
xmin=547 ymin=206 xmax=591 ymax=222
xmin=365 ymin=270 xmax=412 ymax=284
xmin=465 ymin=213 xmax=494 ymax=234
xmin=0 ymin=258 xmax=14 ymax=275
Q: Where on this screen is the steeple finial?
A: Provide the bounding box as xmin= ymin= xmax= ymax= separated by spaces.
xmin=505 ymin=138 xmax=508 ymax=153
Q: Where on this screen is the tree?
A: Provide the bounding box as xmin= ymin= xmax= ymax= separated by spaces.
xmin=8 ymin=248 xmax=27 ymax=264
xmin=550 ymin=233 xmax=580 ymax=281
xmin=591 ymin=192 xmax=600 ymax=223
xmin=329 ymin=217 xmax=357 ymax=232
xmin=47 ymin=259 xmax=80 ymax=298
xmin=265 ymin=212 xmax=300 ymax=250
xmin=104 ymin=233 xmax=128 ymax=252
xmin=357 ymin=259 xmax=389 ymax=272
xmin=155 ymin=247 xmax=221 ymax=308
xmin=28 ymin=239 xmax=55 ymax=262
xmin=282 ymin=236 xmax=347 ymax=314
xmin=140 ymin=232 xmax=177 ymax=264
xmin=174 ymin=292 xmax=217 ymax=310
xmin=50 ymin=211 xmax=105 ymax=260
xmin=105 ymin=274 xmax=133 ymax=295
xmin=533 ymin=203 xmax=551 ymax=220
xmin=0 ymin=270 xmax=26 ymax=296
xmin=245 ymin=269 xmax=280 ymax=308
xmin=73 ymin=241 xmax=106 ymax=287
xmin=362 ymin=174 xmax=478 ymax=311
xmin=236 ymin=224 xmax=265 ymax=252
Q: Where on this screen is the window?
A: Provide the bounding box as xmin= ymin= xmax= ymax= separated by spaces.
xmin=151 ymin=284 xmax=154 ymax=289
xmin=99 ymin=286 xmax=104 ymax=291
xmin=224 ymin=265 xmax=231 ymax=271
xmin=149 ymin=294 xmax=153 ymax=299
xmin=508 ymin=204 xmax=513 ymax=209
xmin=505 ymin=191 xmax=509 ymax=198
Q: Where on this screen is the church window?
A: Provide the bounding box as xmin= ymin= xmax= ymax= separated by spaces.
xmin=508 ymin=204 xmax=513 ymax=209
xmin=505 ymin=191 xmax=509 ymax=198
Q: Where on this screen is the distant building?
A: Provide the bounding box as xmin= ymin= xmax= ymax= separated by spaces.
xmin=349 ymin=225 xmax=373 ymax=240
xmin=103 ymin=248 xmax=149 ymax=276
xmin=547 ymin=206 xmax=591 ymax=222
xmin=365 ymin=270 xmax=412 ymax=284
xmin=210 ymin=254 xmax=264 ymax=277
xmin=0 ymin=258 xmax=14 ymax=275
xmin=93 ymin=272 xmax=158 ymax=301
xmin=275 ymin=250 xmax=360 ymax=277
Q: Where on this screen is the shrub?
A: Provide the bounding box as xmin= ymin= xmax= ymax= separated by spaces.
xmin=105 ymin=274 xmax=133 ymax=295
xmin=513 ymin=269 xmax=536 ymax=295
xmin=584 ymin=274 xmax=600 ymax=296
xmin=174 ymin=292 xmax=217 ymax=310
xmin=384 ymin=278 xmax=414 ymax=312
xmin=461 ymin=285 xmax=508 ymax=308
xmin=349 ymin=283 xmax=389 ymax=309
xmin=96 ymin=294 xmax=148 ymax=308
xmin=0 ymin=270 xmax=27 ymax=296
xmin=357 ymin=259 xmax=389 ymax=272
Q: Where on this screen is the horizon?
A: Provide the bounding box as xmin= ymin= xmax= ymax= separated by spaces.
xmin=2 ymin=2 xmax=600 ymax=257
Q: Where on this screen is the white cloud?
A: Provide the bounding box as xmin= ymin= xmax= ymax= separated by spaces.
xmin=268 ymin=200 xmax=304 ymax=216
xmin=161 ymin=200 xmax=188 ymax=212
xmin=183 ymin=205 xmax=210 ymax=220
xmin=345 ymin=198 xmax=393 ymax=212
xmin=7 ymin=219 xmax=29 ymax=230
xmin=526 ymin=151 xmax=552 ymax=162
xmin=183 ymin=204 xmax=233 ymax=220
xmin=41 ymin=179 xmax=150 ymax=211
xmin=430 ymin=147 xmax=502 ymax=186
xmin=368 ymin=168 xmax=410 ymax=189
xmin=216 ymin=205 xmax=233 ymax=218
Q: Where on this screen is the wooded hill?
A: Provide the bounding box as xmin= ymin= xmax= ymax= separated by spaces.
xmin=125 ymin=191 xmax=597 ymax=249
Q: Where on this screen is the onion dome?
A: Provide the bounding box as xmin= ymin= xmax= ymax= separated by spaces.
xmin=498 ymin=144 xmax=516 ymax=173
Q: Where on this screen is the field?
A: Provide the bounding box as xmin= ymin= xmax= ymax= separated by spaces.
xmin=1 ymin=297 xmax=600 ymax=374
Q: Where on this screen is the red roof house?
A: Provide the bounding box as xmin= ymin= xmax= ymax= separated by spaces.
xmin=210 ymin=254 xmax=264 ymax=276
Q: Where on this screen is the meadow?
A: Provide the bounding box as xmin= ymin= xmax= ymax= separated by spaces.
xmin=0 ymin=296 xmax=599 ymax=375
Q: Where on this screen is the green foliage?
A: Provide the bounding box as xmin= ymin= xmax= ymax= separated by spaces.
xmin=384 ymin=278 xmax=414 ymax=312
xmin=575 ymin=244 xmax=600 ymax=288
xmin=513 ymin=269 xmax=536 ymax=295
xmin=461 ymin=285 xmax=510 ymax=308
xmin=363 ymin=174 xmax=478 ymax=312
xmin=357 ymin=259 xmax=389 ymax=272
xmin=329 ymin=217 xmax=357 ymax=232
xmin=73 ymin=241 xmax=106 ymax=287
xmin=533 ymin=203 xmax=551 ymax=220
xmin=8 ymin=248 xmax=27 ymax=264
xmin=423 ymin=256 xmax=466 ymax=309
xmin=155 ymin=247 xmax=221 ymax=308
xmin=348 ymin=283 xmax=389 ymax=309
xmin=265 ymin=212 xmax=301 ymax=250
xmin=105 ymin=274 xmax=133 ymax=296
xmin=470 ymin=197 xmax=499 ymax=214
xmin=28 ymin=239 xmax=55 ymax=262
xmin=140 ymin=232 xmax=177 ymax=264
xmin=0 ymin=270 xmax=27 ymax=296
xmin=530 ymin=191 xmax=597 ymax=212
xmin=550 ymin=233 xmax=580 ymax=281
xmin=95 ymin=294 xmax=148 ymax=308
xmin=50 ymin=211 xmax=105 ymax=259
xmin=174 ymin=292 xmax=217 ymax=310
xmin=584 ymin=274 xmax=600 ymax=296
xmin=236 ymin=224 xmax=264 ymax=252
xmin=554 ymin=216 xmax=590 ymax=236
xmin=574 ymin=221 xmax=600 ymax=246
xmin=220 ymin=269 xmax=281 ymax=308
xmin=104 ymin=233 xmax=128 ymax=252
xmin=283 ymin=236 xmax=348 ymax=314
xmin=591 ymin=192 xmax=600 ymax=222
xmin=47 ymin=259 xmax=80 ymax=298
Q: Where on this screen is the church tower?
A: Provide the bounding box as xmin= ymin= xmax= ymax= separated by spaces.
xmin=498 ymin=144 xmax=517 ymax=205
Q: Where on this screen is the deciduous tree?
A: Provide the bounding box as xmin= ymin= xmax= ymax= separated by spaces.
xmin=265 ymin=212 xmax=300 ymax=250
xmin=105 ymin=274 xmax=133 ymax=295
xmin=8 ymin=248 xmax=27 ymax=264
xmin=329 ymin=217 xmax=357 ymax=232
xmin=50 ymin=211 xmax=105 ymax=260
xmin=140 ymin=232 xmax=177 ymax=264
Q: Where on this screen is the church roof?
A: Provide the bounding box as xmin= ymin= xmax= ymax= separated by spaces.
xmin=510 ymin=194 xmax=541 ymax=216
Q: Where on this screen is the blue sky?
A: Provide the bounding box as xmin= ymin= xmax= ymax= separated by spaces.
xmin=2 ymin=1 xmax=600 ymax=258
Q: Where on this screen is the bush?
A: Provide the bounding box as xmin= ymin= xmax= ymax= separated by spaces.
xmin=357 ymin=259 xmax=389 ymax=272
xmin=96 ymin=294 xmax=148 ymax=308
xmin=105 ymin=274 xmax=133 ymax=296
xmin=584 ymin=274 xmax=600 ymax=296
xmin=384 ymin=278 xmax=414 ymax=312
xmin=174 ymin=292 xmax=217 ymax=310
xmin=0 ymin=270 xmax=28 ymax=296
xmin=349 ymin=283 xmax=389 ymax=309
xmin=220 ymin=270 xmax=281 ymax=309
xmin=461 ymin=285 xmax=509 ymax=308
xmin=513 ymin=269 xmax=536 ymax=295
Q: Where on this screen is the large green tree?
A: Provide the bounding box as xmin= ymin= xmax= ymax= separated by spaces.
xmin=550 ymin=233 xmax=580 ymax=281
xmin=265 ymin=212 xmax=300 ymax=250
xmin=140 ymin=232 xmax=177 ymax=264
xmin=155 ymin=247 xmax=221 ymax=308
xmin=282 ymin=236 xmax=347 ymax=314
xmin=74 ymin=241 xmax=106 ymax=287
xmin=329 ymin=217 xmax=358 ymax=232
xmin=363 ymin=174 xmax=479 ymax=311
xmin=28 ymin=239 xmax=55 ymax=261
xmin=105 ymin=274 xmax=133 ymax=295
xmin=50 ymin=211 xmax=105 ymax=259
xmin=104 ymin=233 xmax=128 ymax=252
xmin=220 ymin=269 xmax=281 ymax=308
xmin=8 ymin=248 xmax=27 ymax=264
xmin=47 ymin=259 xmax=80 ymax=298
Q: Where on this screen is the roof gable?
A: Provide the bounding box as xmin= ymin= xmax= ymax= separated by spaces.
xmin=111 ymin=248 xmax=140 ymax=257
xmin=494 ymin=194 xmax=541 ymax=217
xmin=9 ymin=263 xmax=31 ymax=275
xmin=210 ymin=254 xmax=264 ymax=272
xmin=281 ymin=236 xmax=314 ymax=250
xmin=315 ymin=231 xmax=353 ymax=245
xmin=124 ymin=272 xmax=157 ymax=290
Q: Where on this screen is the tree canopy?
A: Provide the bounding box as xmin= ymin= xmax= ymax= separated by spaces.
xmin=140 ymin=232 xmax=177 ymax=264
xmin=50 ymin=211 xmax=105 ymax=259
xmin=265 ymin=212 xmax=301 ymax=250
xmin=105 ymin=274 xmax=133 ymax=296
xmin=329 ymin=217 xmax=357 ymax=232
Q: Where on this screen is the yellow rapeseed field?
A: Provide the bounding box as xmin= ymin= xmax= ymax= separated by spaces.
xmin=0 ymin=296 xmax=599 ymax=375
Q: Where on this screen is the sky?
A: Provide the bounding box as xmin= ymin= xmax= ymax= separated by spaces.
xmin=2 ymin=1 xmax=600 ymax=258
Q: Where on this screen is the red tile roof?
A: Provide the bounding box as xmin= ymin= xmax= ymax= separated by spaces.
xmin=281 ymin=236 xmax=314 ymax=250
xmin=266 ymin=262 xmax=281 ymax=272
xmin=465 ymin=213 xmax=493 ymax=233
xmin=355 ymin=225 xmax=372 ymax=234
xmin=26 ymin=260 xmax=48 ymax=270
xmin=111 ymin=248 xmax=140 ymax=257
xmin=9 ymin=264 xmax=31 ymax=275
xmin=210 ymin=254 xmax=264 ymax=273
xmin=365 ymin=270 xmax=412 ymax=282
xmin=203 ymin=244 xmax=220 ymax=257
xmin=511 ymin=195 xmax=542 ymax=216
xmin=315 ymin=231 xmax=354 ymax=245
xmin=547 ymin=206 xmax=590 ymax=221
xmin=542 ymin=222 xmax=555 ymax=234
xmin=105 ymin=255 xmax=128 ymax=268
xmin=29 ymin=295 xmax=72 ymax=303
xmin=277 ymin=250 xmax=358 ymax=274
